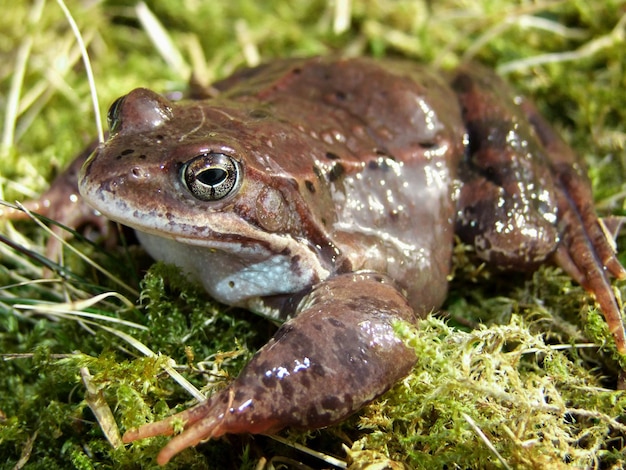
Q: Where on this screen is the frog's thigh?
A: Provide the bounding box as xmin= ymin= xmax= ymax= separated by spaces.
xmin=456 ymin=173 xmax=559 ymax=269
xmin=451 ymin=65 xmax=561 ymax=269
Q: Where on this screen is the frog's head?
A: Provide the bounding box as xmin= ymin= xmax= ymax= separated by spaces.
xmin=79 ymin=88 xmax=335 ymax=310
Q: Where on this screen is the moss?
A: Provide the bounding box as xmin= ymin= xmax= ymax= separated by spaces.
xmin=2 ymin=0 xmax=626 ymax=468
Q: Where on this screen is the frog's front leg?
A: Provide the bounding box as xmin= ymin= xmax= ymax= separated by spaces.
xmin=122 ymin=272 xmax=418 ymax=465
xmin=452 ymin=64 xmax=626 ymax=353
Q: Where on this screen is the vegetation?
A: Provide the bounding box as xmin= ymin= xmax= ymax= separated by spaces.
xmin=2 ymin=0 xmax=626 ymax=468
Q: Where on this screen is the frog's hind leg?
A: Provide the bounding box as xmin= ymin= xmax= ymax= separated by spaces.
xmin=452 ymin=64 xmax=626 ymax=353
xmin=522 ymin=99 xmax=626 ymax=353
xmin=122 ymin=272 xmax=418 ymax=465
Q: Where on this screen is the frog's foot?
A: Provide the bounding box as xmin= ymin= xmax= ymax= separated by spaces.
xmin=122 ymin=272 xmax=418 ymax=465
xmin=553 ymin=212 xmax=626 ymax=353
xmin=122 ymin=389 xmax=277 ymax=466
xmin=518 ymin=99 xmax=626 ymax=353
xmin=2 ymin=141 xmax=113 ymax=261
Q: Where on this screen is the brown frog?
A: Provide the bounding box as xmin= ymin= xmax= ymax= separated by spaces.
xmin=25 ymin=57 xmax=626 ymax=464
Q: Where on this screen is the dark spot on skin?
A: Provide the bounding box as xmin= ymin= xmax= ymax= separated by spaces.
xmin=342 ymin=393 xmax=354 ymax=410
xmin=369 ymin=158 xmax=395 ymax=172
xmin=156 ymin=134 xmax=164 ymax=142
xmin=305 ymin=180 xmax=315 ymax=193
xmin=253 ymin=360 xmax=270 ymax=377
xmin=325 ymin=151 xmax=340 ymax=160
xmin=464 ymin=206 xmax=476 ymax=217
xmin=307 ymin=404 xmax=330 ymax=424
xmin=262 ymin=375 xmax=278 ymax=388
xmin=115 ymin=155 xmax=122 ymax=160
xmin=367 ymin=159 xmax=389 ymax=171
xmin=321 ymin=217 xmax=327 ymax=226
xmin=229 ymin=281 xmax=235 ymax=288
xmin=290 ymin=332 xmax=314 ymax=355
xmin=121 ymin=148 xmax=134 ymax=155
xmin=328 ymin=162 xmax=345 ymax=182
xmin=234 ymin=390 xmax=245 ymax=402
xmin=311 ymin=363 xmax=326 ymax=378
xmin=138 ymin=154 xmax=147 ymax=160
xmin=292 ymin=67 xmax=302 ymax=75
xmin=451 ymin=72 xmax=474 ymax=94
xmin=300 ymin=375 xmax=311 ymax=388
xmin=327 ymin=318 xmax=345 ymax=328
xmin=321 ymin=395 xmax=343 ymax=411
xmin=346 ymin=296 xmax=394 ymax=315
xmin=254 ymin=385 xmax=267 ymax=399
xmin=306 ymin=405 xmax=319 ymax=423
xmin=335 ymin=90 xmax=347 ymax=101
xmin=333 ymin=337 xmax=371 ymax=380
xmin=484 ymin=165 xmax=497 ymax=181
xmin=281 ymin=380 xmax=294 ymax=400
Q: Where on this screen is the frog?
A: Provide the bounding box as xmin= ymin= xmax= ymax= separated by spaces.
xmin=19 ymin=56 xmax=626 ymax=465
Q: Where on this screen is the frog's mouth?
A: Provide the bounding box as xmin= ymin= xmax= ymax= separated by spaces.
xmin=80 ymin=178 xmax=281 ymax=250
xmin=133 ymin=221 xmax=331 ymax=311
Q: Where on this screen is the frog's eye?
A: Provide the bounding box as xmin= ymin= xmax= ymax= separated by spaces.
xmin=182 ymin=153 xmax=242 ymax=201
xmin=107 ymin=96 xmax=126 ymax=134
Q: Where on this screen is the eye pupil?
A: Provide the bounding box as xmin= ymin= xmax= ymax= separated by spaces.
xmin=183 ymin=153 xmax=241 ymax=201
xmin=198 ymin=168 xmax=227 ymax=186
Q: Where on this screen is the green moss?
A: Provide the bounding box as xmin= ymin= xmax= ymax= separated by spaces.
xmin=372 ymin=316 xmax=626 ymax=468
xmin=2 ymin=0 xmax=626 ymax=468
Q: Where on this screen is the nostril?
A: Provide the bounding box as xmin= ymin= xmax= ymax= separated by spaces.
xmin=130 ymin=166 xmax=148 ymax=179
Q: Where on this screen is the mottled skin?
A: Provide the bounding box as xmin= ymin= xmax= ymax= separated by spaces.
xmin=19 ymin=57 xmax=626 ymax=464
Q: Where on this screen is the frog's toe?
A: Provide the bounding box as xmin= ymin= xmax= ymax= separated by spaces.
xmin=552 ymin=181 xmax=626 ymax=353
xmin=153 ymin=414 xmax=221 ymax=466
xmin=122 ymin=390 xmax=273 ymax=465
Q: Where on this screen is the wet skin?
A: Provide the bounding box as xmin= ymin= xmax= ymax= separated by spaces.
xmin=25 ymin=57 xmax=626 ymax=464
